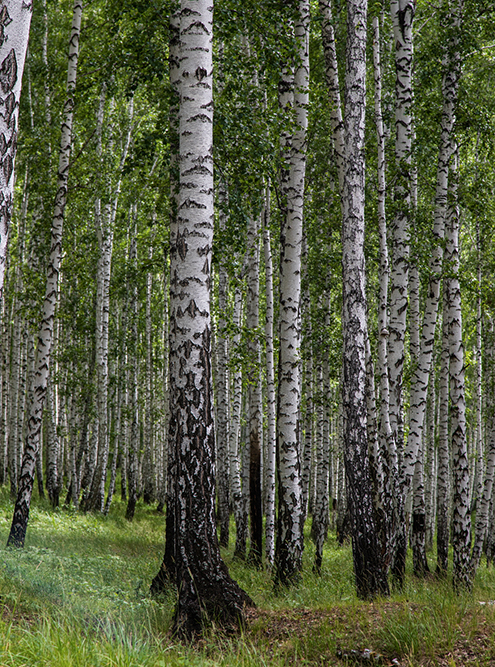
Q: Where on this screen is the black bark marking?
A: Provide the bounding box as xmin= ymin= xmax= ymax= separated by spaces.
xmin=3 ymin=154 xmax=12 ymax=184
xmin=0 ymin=50 xmax=16 ymax=94
xmin=0 ymin=6 xmax=11 ymax=48
xmin=177 ymin=234 xmax=187 ymax=260
xmin=4 ymin=92 xmax=16 ymax=127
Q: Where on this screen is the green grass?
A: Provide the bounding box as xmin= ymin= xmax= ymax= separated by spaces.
xmin=1 ymin=487 xmax=495 ymax=665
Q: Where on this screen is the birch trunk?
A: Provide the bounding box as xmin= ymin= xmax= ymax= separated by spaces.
xmin=425 ymin=388 xmax=436 ymax=550
xmin=409 ymin=124 xmax=429 ymax=576
xmin=436 ymin=285 xmax=450 ymax=575
xmin=372 ymin=16 xmax=396 ymax=571
xmin=395 ymin=1 xmax=462 ymax=585
xmin=472 ymin=204 xmax=483 ymax=513
xmin=170 ymin=0 xmax=252 ymax=638
xmin=125 ymin=207 xmax=139 ymax=522
xmin=8 ymin=297 xmax=21 ymax=497
xmin=263 ymin=199 xmax=276 ymax=566
xmin=152 ymin=7 xmax=180 ymax=589
xmin=471 ymin=319 xmax=495 ymax=575
xmin=446 ymin=147 xmax=471 ymax=591
xmin=246 ymin=214 xmax=263 ymax=566
xmin=143 ymin=242 xmax=155 ymax=505
xmin=312 ymin=362 xmax=330 ymax=575
xmin=275 ymin=0 xmax=309 ymax=587
xmin=46 ymin=378 xmax=60 ymax=507
xmin=319 ymin=0 xmax=344 ymax=193
xmin=7 ymin=0 xmax=82 ymax=548
xmin=156 ymin=258 xmax=169 ymax=513
xmin=230 ymin=287 xmax=247 ymax=560
xmin=341 ymin=0 xmax=388 ymax=599
xmin=85 ymin=96 xmax=133 ymax=513
xmin=0 ymin=0 xmax=33 ymax=308
xmin=387 ymin=0 xmax=415 ymax=456
xmin=300 ymin=232 xmax=312 ymax=534
xmin=215 ymin=187 xmax=230 ymax=548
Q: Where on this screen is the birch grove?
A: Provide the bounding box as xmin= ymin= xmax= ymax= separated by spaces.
xmin=0 ymin=0 xmax=494 ymax=622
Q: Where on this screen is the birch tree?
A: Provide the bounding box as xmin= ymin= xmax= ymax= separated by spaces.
xmin=341 ymin=0 xmax=388 ymax=599
xmin=246 ymin=213 xmax=263 ymax=566
xmin=0 ymin=0 xmax=33 ymax=311
xmin=388 ymin=0 xmax=415 ymax=454
xmin=263 ymin=194 xmax=276 ymax=566
xmin=170 ymin=0 xmax=252 ymax=637
xmin=7 ymin=0 xmax=82 ymax=548
xmin=275 ymin=0 xmax=309 ymax=587
xmin=446 ymin=147 xmax=471 ymax=590
xmin=396 ymin=0 xmax=462 ymax=585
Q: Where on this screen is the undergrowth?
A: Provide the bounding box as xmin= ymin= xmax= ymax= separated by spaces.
xmin=0 ymin=486 xmax=495 ymax=665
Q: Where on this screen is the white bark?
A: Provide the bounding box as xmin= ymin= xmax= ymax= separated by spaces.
xmin=171 ymin=1 xmax=250 ymax=632
xmin=215 ymin=185 xmax=230 ymax=547
xmin=341 ymin=0 xmax=388 ymax=599
xmin=143 ymin=239 xmax=155 ymax=505
xmin=301 ymin=232 xmax=312 ymax=533
xmin=312 ymin=361 xmax=330 ymax=574
xmin=388 ymin=0 xmax=415 ymax=451
xmin=125 ymin=206 xmax=139 ymax=521
xmin=229 ymin=287 xmax=246 ymax=558
xmin=46 ymin=378 xmax=60 ymax=506
xmin=319 ymin=0 xmax=344 ymax=193
xmin=446 ymin=147 xmax=471 ymax=590
xmin=474 ymin=319 xmax=495 ymax=573
xmin=372 ymin=16 xmax=397 ymax=572
xmin=275 ymin=0 xmax=309 ymax=586
xmin=7 ymin=0 xmax=82 ymax=548
xmin=0 ymin=0 xmax=33 ymax=305
xmin=473 ymin=204 xmax=483 ymax=512
xmin=246 ymin=214 xmax=263 ymax=564
xmin=425 ymin=388 xmax=436 ymax=550
xmin=398 ymin=0 xmax=462 ymax=581
xmin=86 ymin=95 xmax=133 ymax=512
xmin=263 ymin=196 xmax=276 ymax=566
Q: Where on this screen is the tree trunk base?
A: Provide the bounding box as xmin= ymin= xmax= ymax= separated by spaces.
xmin=172 ymin=569 xmax=254 ymax=640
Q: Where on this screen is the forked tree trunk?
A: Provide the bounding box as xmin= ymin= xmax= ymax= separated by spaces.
xmin=7 ymin=0 xmax=82 ymax=548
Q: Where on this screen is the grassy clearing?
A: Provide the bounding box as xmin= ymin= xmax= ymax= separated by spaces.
xmin=1 ymin=489 xmax=495 ymax=666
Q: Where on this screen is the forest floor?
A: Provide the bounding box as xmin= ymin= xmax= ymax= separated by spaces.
xmin=0 ymin=487 xmax=495 ymax=666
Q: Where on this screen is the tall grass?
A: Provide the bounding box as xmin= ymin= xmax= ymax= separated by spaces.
xmin=1 ymin=487 xmax=495 ymax=665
